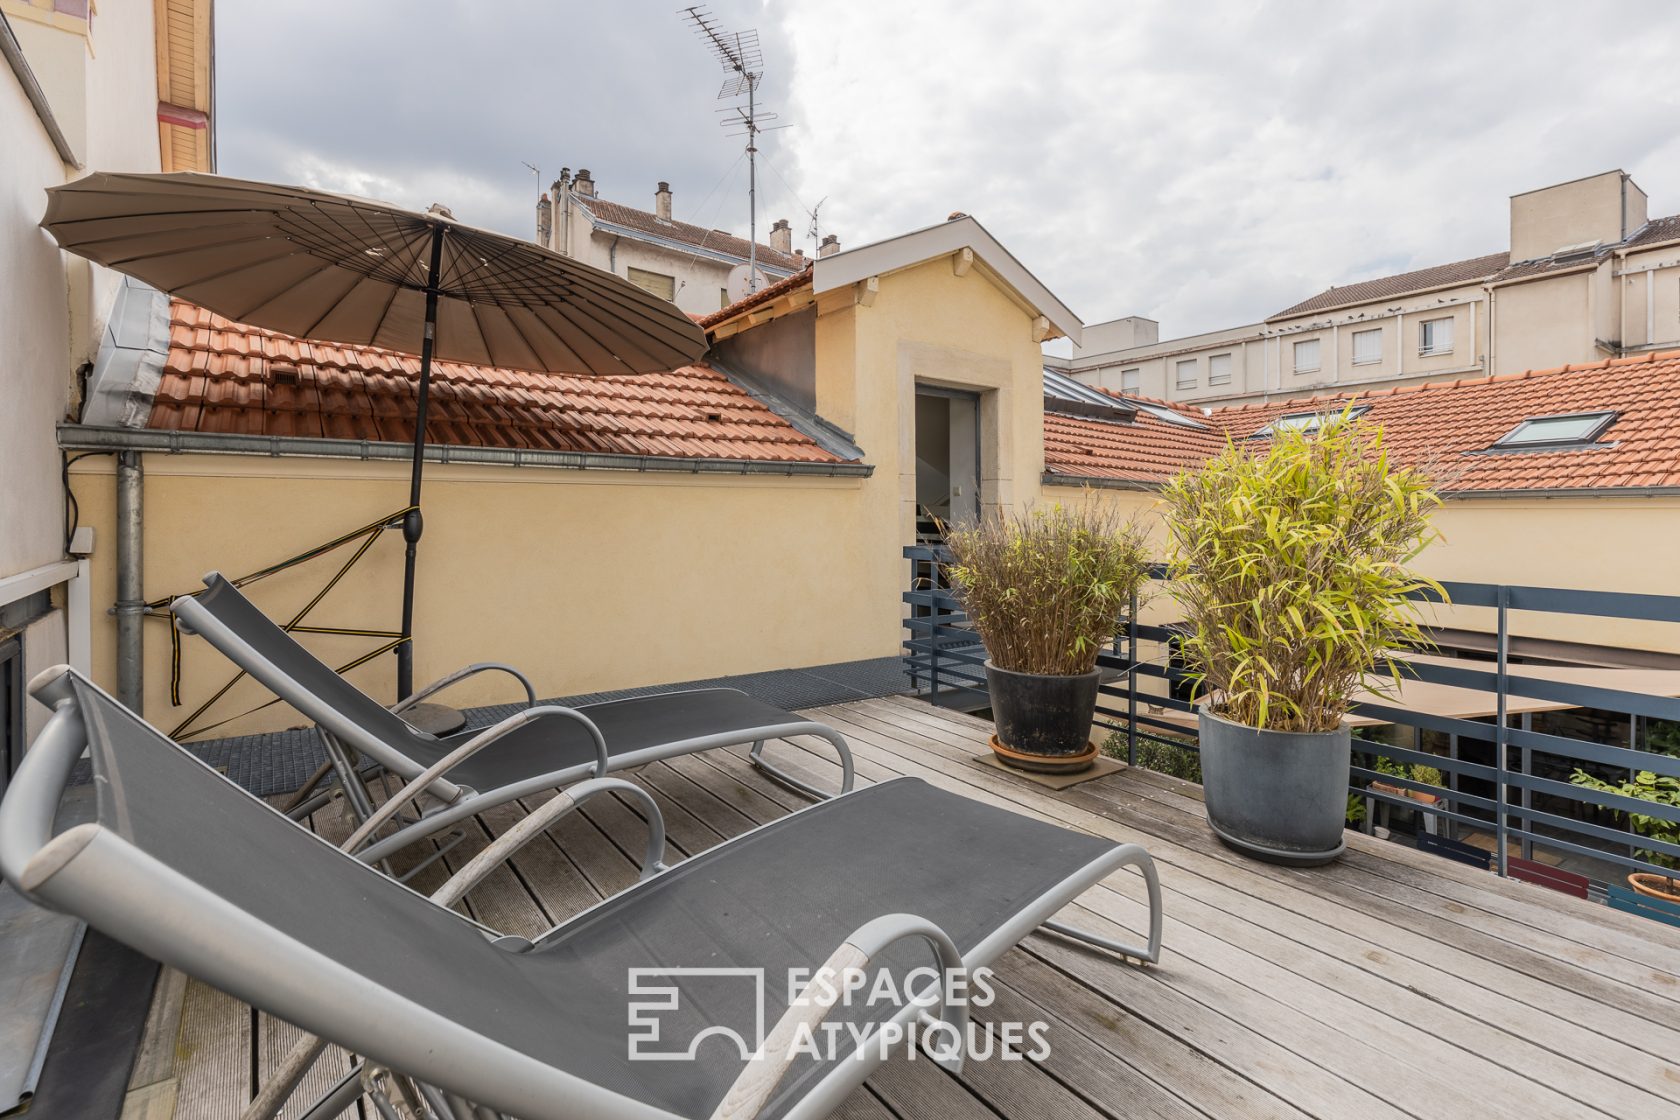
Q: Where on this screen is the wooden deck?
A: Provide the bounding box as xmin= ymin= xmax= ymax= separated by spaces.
xmin=123 ymin=696 xmax=1680 ymax=1120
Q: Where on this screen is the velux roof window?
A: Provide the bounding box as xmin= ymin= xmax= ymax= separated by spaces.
xmin=1490 ymin=411 xmax=1617 ymax=450
xmin=1252 ymin=405 xmax=1370 ymax=439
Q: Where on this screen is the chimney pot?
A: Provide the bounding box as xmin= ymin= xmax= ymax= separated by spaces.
xmin=769 ymin=217 xmax=792 ymax=254
xmin=654 ymin=181 xmax=672 ymax=221
xmin=818 ymin=233 xmax=840 ymax=258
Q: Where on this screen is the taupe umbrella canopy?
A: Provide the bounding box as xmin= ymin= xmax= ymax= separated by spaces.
xmin=43 ymin=171 xmax=710 ymax=696
xmin=41 ymin=171 xmax=706 ymax=374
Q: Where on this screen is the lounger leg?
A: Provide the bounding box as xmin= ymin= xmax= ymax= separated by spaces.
xmin=749 ymin=729 xmax=856 ymax=799
xmin=1038 ymin=844 xmax=1163 ymax=965
xmin=295 ymin=1065 xmax=367 ymax=1120
xmin=239 ymin=1034 xmax=329 ymax=1120
xmin=320 ymin=730 xmax=377 ymax=824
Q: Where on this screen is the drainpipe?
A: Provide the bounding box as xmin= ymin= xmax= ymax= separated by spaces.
xmin=115 ymin=450 xmax=144 ymax=714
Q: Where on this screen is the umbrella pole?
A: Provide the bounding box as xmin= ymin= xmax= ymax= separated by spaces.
xmin=397 ymin=225 xmax=447 ymax=699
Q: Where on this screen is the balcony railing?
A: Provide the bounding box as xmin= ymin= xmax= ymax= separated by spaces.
xmin=904 ymin=544 xmax=1680 ymax=894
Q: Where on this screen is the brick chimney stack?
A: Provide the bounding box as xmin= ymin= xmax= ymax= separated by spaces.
xmin=573 ymin=169 xmax=595 ymax=198
xmin=536 ymin=193 xmax=552 ymax=246
xmin=769 ymin=218 xmax=792 ymax=254
xmin=655 ymin=181 xmax=672 ymax=221
xmin=818 ymin=233 xmax=840 ymax=258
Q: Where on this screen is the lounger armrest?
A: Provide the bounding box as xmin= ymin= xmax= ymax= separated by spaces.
xmin=0 ymin=672 xmax=88 ymax=896
xmin=390 ymin=662 xmax=537 ymax=716
xmin=430 ymin=778 xmax=669 ymax=908
xmin=340 ymin=705 xmax=610 ymax=859
xmin=710 ymin=914 xmax=969 ymax=1120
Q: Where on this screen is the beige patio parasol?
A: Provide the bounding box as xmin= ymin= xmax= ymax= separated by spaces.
xmin=42 ymin=170 xmax=709 ymax=694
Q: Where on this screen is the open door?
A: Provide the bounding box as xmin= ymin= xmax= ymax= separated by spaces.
xmin=914 ymin=386 xmax=981 ymax=541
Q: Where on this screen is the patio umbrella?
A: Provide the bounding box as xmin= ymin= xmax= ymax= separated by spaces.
xmin=42 ymin=170 xmax=708 ymax=696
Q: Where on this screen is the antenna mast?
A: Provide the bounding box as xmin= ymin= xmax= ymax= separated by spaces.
xmin=680 ymin=6 xmax=778 ymax=292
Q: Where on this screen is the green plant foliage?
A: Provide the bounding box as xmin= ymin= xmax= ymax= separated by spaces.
xmin=1161 ymin=408 xmax=1444 ymax=733
xmin=1569 ymin=768 xmax=1680 ymax=870
xmin=1409 ymin=763 xmax=1444 ymax=788
xmin=1101 ymin=733 xmax=1204 ymax=784
xmin=1345 ymin=793 xmax=1367 ymax=825
xmin=944 ymin=503 xmax=1152 ymax=676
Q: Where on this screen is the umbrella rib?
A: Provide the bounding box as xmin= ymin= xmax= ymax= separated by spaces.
xmin=491 ymin=303 xmax=561 ymax=372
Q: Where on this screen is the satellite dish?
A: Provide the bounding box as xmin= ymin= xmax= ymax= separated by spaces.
xmin=726 ymin=263 xmax=771 ymax=303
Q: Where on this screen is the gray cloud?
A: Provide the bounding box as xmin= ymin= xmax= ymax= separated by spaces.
xmin=220 ymin=0 xmax=1680 ymax=341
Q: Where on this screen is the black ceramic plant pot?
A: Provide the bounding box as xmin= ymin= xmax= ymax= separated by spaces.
xmin=985 ymin=661 xmax=1100 ymax=772
xmin=1197 ymin=707 xmax=1351 ymax=866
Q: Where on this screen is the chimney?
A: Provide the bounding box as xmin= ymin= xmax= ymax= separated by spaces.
xmin=536 ymin=193 xmax=552 ymax=246
xmin=655 ymin=181 xmax=672 ymax=221
xmin=818 ymin=233 xmax=840 ymax=258
xmin=769 ymin=218 xmax=792 ymax=254
xmin=573 ymin=169 xmax=595 ymax=198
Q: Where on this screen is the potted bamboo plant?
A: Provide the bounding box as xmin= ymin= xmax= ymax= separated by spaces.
xmin=944 ymin=505 xmax=1150 ymax=773
xmin=1161 ymin=410 xmax=1442 ymax=864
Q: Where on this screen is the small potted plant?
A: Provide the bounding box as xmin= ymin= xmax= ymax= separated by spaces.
xmin=944 ymin=504 xmax=1150 ymax=773
xmin=1570 ymin=768 xmax=1680 ymax=901
xmin=1161 ymin=409 xmax=1442 ymax=864
xmin=1407 ymin=763 xmax=1445 ymax=806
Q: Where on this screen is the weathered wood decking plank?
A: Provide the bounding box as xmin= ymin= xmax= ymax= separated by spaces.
xmin=142 ymin=695 xmax=1680 ymax=1120
xmin=804 ymin=699 xmax=1679 ymax=1119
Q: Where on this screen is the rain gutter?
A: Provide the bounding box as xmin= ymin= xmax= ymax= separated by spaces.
xmin=58 ymin=424 xmax=873 ymax=478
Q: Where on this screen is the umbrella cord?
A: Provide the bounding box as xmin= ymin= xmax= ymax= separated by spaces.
xmin=140 ymin=505 xmax=417 ymax=739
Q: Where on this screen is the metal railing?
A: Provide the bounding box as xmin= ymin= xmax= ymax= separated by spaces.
xmin=904 ymin=544 xmax=1680 ymax=892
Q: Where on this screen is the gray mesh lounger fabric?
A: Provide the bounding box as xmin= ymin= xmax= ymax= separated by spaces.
xmin=171 ymin=573 xmax=853 ymax=811
xmin=2 ymin=672 xmax=1157 ymax=1120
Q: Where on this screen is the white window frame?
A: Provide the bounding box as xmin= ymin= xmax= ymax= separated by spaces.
xmin=1175 ymin=359 xmax=1197 ymax=390
xmin=1292 ymin=338 xmax=1321 ymax=375
xmin=1351 ymin=328 xmax=1382 ymax=366
xmin=1120 ymin=368 xmax=1141 ymax=393
xmin=1208 ymin=353 xmax=1233 ymax=386
xmin=1419 ymin=316 xmax=1454 ymax=357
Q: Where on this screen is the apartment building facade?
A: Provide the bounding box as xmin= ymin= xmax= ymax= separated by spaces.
xmin=1065 ymin=171 xmax=1680 ymax=405
xmin=534 ymin=168 xmax=840 ymax=318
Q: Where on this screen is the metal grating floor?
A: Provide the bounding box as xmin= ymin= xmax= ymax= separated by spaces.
xmin=178 ymin=656 xmax=913 ymax=798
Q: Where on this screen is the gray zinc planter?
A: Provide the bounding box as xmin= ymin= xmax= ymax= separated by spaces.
xmin=1197 ymin=707 xmax=1351 ymax=866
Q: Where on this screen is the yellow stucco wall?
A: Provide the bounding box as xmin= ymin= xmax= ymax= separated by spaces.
xmin=69 ymin=456 xmax=891 ymax=738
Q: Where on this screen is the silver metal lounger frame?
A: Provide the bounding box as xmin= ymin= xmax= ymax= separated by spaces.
xmin=3 ymin=668 xmax=1161 ymax=1120
xmin=170 ymin=580 xmax=855 ymax=858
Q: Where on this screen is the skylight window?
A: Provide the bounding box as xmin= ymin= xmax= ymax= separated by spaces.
xmin=1491 ymin=411 xmax=1617 ymax=450
xmin=1252 ymin=405 xmax=1370 ymax=439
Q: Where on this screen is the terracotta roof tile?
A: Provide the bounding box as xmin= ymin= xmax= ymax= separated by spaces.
xmin=147 ymin=300 xmax=846 ymax=465
xmin=1269 ymin=252 xmax=1510 ymax=320
xmin=1045 ymin=350 xmax=1680 ymax=494
xmin=697 ymin=268 xmax=815 ymax=330
xmin=577 ymin=194 xmax=805 ymax=273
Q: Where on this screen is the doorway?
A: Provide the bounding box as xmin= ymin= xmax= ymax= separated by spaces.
xmin=914 ymin=386 xmax=982 ymax=541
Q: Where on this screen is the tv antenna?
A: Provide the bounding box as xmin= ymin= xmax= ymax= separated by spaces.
xmin=806 ymin=196 xmax=827 ymax=255
xmin=521 ymin=160 xmax=541 ymax=185
xmin=680 ymin=6 xmax=785 ymax=292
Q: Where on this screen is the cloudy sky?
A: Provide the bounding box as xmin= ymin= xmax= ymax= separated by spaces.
xmin=219 ymin=0 xmax=1680 ymax=344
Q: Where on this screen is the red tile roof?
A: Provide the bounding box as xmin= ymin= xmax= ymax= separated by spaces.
xmin=148 ymin=300 xmax=847 ymax=464
xmin=1270 ymin=252 xmax=1510 ymax=320
xmin=697 ymin=268 xmax=814 ymax=330
xmin=578 ymin=194 xmax=805 ymax=274
xmin=1045 ymin=351 xmax=1680 ymax=494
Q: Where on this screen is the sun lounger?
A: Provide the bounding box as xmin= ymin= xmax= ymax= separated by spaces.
xmin=171 ymin=573 xmax=855 ymax=864
xmin=2 ymin=667 xmax=1163 ymax=1120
